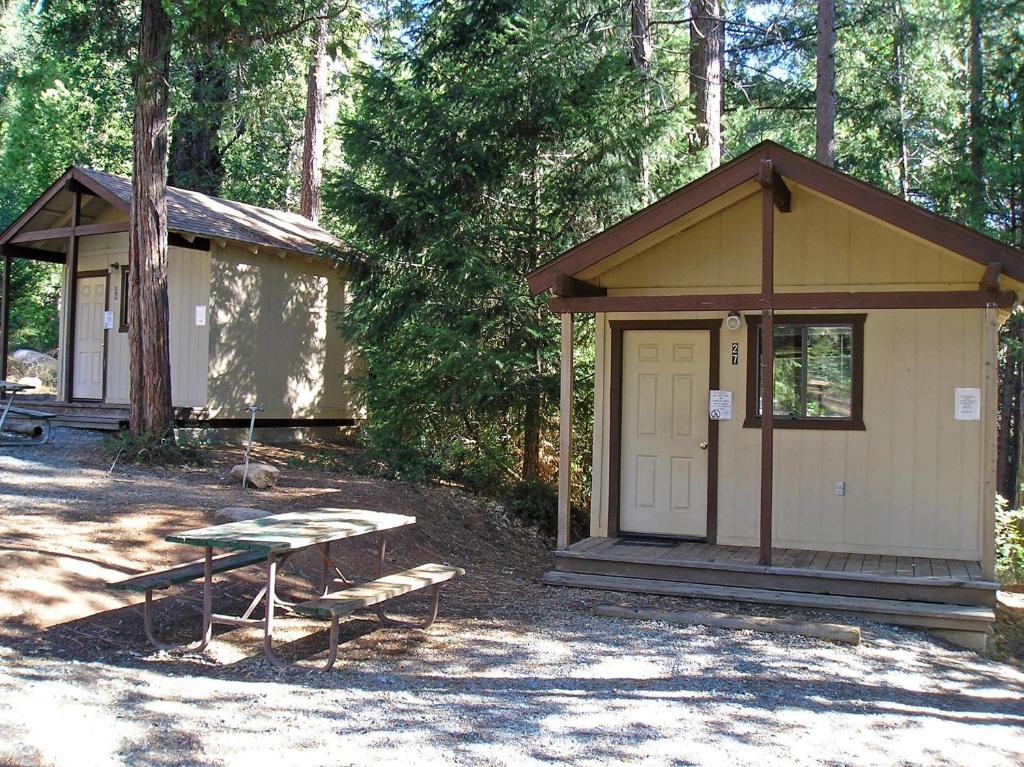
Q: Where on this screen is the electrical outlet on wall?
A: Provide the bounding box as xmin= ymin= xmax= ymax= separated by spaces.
xmin=835 ymin=481 xmax=846 ymax=496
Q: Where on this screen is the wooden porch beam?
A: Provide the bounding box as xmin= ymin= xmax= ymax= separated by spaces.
xmin=0 ymin=243 xmax=65 ymax=264
xmin=63 ymin=191 xmax=81 ymax=403
xmin=10 ymin=220 xmax=129 ymax=244
xmin=980 ymin=262 xmax=1002 ymax=292
xmin=557 ymin=313 xmax=574 ymax=551
xmin=757 ymin=158 xmax=791 ymax=213
xmin=0 ymin=250 xmax=10 ymax=387
xmin=549 ymin=289 xmax=1018 ymax=314
xmin=759 ymin=186 xmax=775 ymax=567
xmin=553 ymin=273 xmax=607 ymax=298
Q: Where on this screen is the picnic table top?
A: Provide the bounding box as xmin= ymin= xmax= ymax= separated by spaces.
xmin=166 ymin=508 xmax=416 ymax=552
xmin=0 ymin=380 xmax=33 ymax=393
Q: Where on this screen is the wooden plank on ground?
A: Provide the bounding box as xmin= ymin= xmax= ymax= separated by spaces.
xmin=594 ymin=603 xmax=861 ymax=645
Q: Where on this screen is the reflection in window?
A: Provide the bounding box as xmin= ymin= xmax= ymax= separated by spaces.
xmin=756 ymin=324 xmax=854 ymax=420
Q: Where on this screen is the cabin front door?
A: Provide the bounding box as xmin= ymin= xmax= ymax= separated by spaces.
xmin=72 ymin=274 xmax=107 ymax=400
xmin=619 ymin=329 xmax=710 ymax=537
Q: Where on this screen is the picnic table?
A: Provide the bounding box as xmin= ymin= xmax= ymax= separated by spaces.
xmin=108 ymin=508 xmax=463 ymax=670
xmin=0 ymin=380 xmax=55 ymax=446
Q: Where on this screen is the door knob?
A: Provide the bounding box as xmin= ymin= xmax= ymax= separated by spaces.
xmin=699 ymin=441 xmax=708 ymax=450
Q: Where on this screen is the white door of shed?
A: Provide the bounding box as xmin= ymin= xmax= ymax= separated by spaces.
xmin=73 ymin=275 xmax=106 ymax=400
xmin=619 ymin=329 xmax=710 ymax=537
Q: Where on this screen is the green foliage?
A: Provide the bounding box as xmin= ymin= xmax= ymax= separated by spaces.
xmin=503 ymin=479 xmax=559 ymax=537
xmin=997 ymin=502 xmax=1024 ymax=585
xmin=328 ymin=0 xmax=691 ymax=493
xmin=103 ymin=430 xmax=206 ymax=467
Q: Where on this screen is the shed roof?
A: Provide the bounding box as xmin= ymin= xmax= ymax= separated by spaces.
xmin=527 ymin=141 xmax=1024 ymax=294
xmin=0 ymin=166 xmax=351 ymax=259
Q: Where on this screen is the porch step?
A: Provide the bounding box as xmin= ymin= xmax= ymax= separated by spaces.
xmin=50 ymin=415 xmax=125 ymax=431
xmin=554 ymin=547 xmax=998 ymax=607
xmin=12 ymin=398 xmax=128 ymax=431
xmin=540 ymin=571 xmax=996 ymax=635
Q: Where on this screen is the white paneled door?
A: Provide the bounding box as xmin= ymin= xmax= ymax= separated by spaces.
xmin=620 ymin=329 xmax=710 ymax=537
xmin=73 ymin=275 xmax=106 ymax=400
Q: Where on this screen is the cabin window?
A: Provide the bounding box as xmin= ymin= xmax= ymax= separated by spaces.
xmin=744 ymin=314 xmax=865 ymax=430
xmin=118 ymin=269 xmax=129 ymax=332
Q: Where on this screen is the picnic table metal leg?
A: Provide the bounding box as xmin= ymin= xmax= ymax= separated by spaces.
xmin=376 ymin=584 xmax=442 ymax=630
xmin=138 ymin=547 xmax=214 ymax=653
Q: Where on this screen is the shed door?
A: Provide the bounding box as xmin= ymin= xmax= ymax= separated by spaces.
xmin=72 ymin=275 xmax=106 ymax=400
xmin=620 ymin=330 xmax=710 ymax=537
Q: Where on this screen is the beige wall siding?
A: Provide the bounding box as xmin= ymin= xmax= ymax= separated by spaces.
xmin=593 ymin=183 xmax=985 ymax=293
xmin=70 ymin=234 xmax=210 ymax=408
xmin=206 ymin=244 xmax=357 ymax=420
xmin=585 ymin=184 xmax=995 ymax=560
xmin=591 ymin=309 xmax=985 ymax=560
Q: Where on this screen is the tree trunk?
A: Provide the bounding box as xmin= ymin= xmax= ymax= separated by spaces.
xmin=815 ymin=0 xmax=836 ymax=167
xmin=629 ymin=0 xmax=653 ymax=201
xmin=299 ymin=11 xmax=329 ymax=223
xmin=129 ymin=0 xmax=174 ymax=438
xmin=689 ymin=0 xmax=724 ymax=169
xmin=967 ymin=0 xmax=985 ymax=226
xmin=168 ymin=50 xmax=230 ymax=196
xmin=522 ymin=389 xmax=542 ymax=482
xmin=891 ymin=0 xmax=910 ymax=198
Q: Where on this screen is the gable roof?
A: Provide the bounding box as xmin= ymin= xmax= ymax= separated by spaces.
xmin=527 ymin=141 xmax=1024 ymax=295
xmin=0 ymin=166 xmax=350 ymax=259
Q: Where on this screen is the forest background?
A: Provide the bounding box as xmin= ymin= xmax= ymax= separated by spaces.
xmin=1 ymin=0 xmax=1022 ymax=533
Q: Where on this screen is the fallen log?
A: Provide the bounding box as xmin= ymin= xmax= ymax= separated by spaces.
xmin=1 ymin=420 xmax=44 ymax=438
xmin=594 ymin=602 xmax=861 ymax=645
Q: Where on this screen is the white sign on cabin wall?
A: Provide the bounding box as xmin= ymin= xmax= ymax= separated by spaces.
xmin=709 ymin=390 xmax=732 ymax=421
xmin=195 ymin=305 xmax=208 ymax=327
xmin=954 ymin=387 xmax=982 ymax=421
xmin=103 ymin=311 xmax=114 ymax=330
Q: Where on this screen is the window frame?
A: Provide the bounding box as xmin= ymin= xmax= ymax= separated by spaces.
xmin=743 ymin=313 xmax=866 ymax=431
xmin=118 ymin=268 xmax=129 ymax=333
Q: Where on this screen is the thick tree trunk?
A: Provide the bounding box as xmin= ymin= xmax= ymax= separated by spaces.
xmin=815 ymin=0 xmax=836 ymax=167
xmin=629 ymin=0 xmax=653 ymax=200
xmin=168 ymin=51 xmax=230 ymax=196
xmin=689 ymin=0 xmax=724 ymax=169
xmin=967 ymin=0 xmax=985 ymax=226
xmin=129 ymin=0 xmax=174 ymax=438
xmin=522 ymin=389 xmax=542 ymax=482
xmin=299 ymin=12 xmax=329 ymax=223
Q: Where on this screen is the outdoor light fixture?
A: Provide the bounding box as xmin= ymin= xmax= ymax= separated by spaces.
xmin=725 ymin=311 xmax=742 ymax=331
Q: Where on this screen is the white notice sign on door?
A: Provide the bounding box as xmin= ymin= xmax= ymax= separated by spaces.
xmin=709 ymin=390 xmax=732 ymax=421
xmin=954 ymin=387 xmax=981 ymax=420
xmin=103 ymin=311 xmax=114 ymax=330
xmin=195 ymin=305 xmax=207 ymax=326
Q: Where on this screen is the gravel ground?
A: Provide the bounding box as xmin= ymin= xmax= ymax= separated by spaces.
xmin=1 ymin=430 xmax=1023 ymax=766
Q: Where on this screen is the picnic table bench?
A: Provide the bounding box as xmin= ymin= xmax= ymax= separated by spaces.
xmin=0 ymin=380 xmax=56 ymax=446
xmin=107 ymin=508 xmax=463 ymax=670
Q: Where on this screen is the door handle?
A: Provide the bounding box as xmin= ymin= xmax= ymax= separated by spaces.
xmin=699 ymin=441 xmax=708 ymax=450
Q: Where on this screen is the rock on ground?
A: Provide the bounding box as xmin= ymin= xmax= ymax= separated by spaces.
xmin=214 ymin=507 xmax=273 ymax=522
xmin=12 ymin=349 xmax=57 ymax=370
xmin=230 ymin=462 xmax=279 ymax=489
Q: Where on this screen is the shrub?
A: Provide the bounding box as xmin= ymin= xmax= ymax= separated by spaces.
xmin=996 ymin=501 xmax=1024 ymax=586
xmin=103 ymin=430 xmax=205 ymax=468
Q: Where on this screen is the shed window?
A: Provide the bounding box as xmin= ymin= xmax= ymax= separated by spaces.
xmin=118 ymin=268 xmax=129 ymax=332
xmin=745 ymin=314 xmax=865 ymax=430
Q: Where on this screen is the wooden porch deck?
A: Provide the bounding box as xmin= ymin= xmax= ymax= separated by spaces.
xmin=565 ymin=537 xmax=988 ymax=581
xmin=546 ymin=537 xmax=998 ymax=649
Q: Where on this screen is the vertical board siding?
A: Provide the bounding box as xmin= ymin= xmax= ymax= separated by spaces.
xmin=206 ymin=245 xmax=358 ymax=420
xmin=584 ymin=185 xmax=992 ymax=560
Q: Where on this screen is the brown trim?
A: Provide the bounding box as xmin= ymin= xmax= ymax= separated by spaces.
xmin=759 ymin=309 xmax=774 ymax=566
xmin=607 ymin=319 xmax=721 ymax=543
xmin=69 ymin=167 xmax=130 ymax=212
xmin=118 ymin=268 xmax=130 ymax=333
xmin=63 ymin=192 xmax=80 ymax=403
xmin=0 ymin=250 xmax=9 ymax=387
xmin=553 ymin=273 xmax=606 ymax=298
xmin=0 ymin=169 xmax=76 ymax=245
xmin=549 ymin=289 xmax=1017 ymax=314
xmin=0 ymin=243 xmax=66 ymax=264
xmin=744 ymin=313 xmax=867 ymax=431
xmin=980 ymin=262 xmax=1002 ymax=292
xmin=757 ymin=159 xmax=791 ymax=212
xmin=178 ymin=416 xmax=359 ymax=428
xmin=10 ymin=221 xmax=129 ymax=244
xmin=527 ymin=141 xmax=1024 ymax=295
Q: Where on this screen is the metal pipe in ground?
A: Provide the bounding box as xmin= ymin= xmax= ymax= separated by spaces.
xmin=241 ymin=403 xmax=264 ymax=489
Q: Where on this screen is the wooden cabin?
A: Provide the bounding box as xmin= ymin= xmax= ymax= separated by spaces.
xmin=0 ymin=167 xmax=360 ymax=430
xmin=528 ymin=141 xmax=1024 ymax=649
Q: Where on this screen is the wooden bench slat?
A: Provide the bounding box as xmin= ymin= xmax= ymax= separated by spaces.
xmin=106 ymin=549 xmax=266 ymax=593
xmin=295 ymin=563 xmax=464 ymax=619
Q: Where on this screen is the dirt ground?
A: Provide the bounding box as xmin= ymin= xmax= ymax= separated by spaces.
xmin=1 ymin=430 xmax=1023 ymax=766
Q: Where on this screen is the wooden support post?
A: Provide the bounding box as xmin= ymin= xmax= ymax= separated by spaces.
xmin=557 ymin=312 xmax=574 ymax=551
xmin=0 ymin=250 xmax=10 ymax=390
xmin=63 ymin=191 xmax=81 ymax=403
xmin=981 ymin=305 xmax=998 ymax=580
xmin=759 ymin=185 xmax=775 ymax=567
